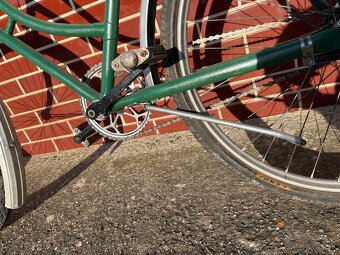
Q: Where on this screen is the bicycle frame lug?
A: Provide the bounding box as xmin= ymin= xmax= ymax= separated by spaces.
xmin=300 ymin=35 xmax=315 ymax=66
xmin=112 ymin=46 xmax=167 ymax=72
xmin=120 ymin=51 xmax=139 ymax=70
xmin=112 ymin=48 xmax=150 ymax=72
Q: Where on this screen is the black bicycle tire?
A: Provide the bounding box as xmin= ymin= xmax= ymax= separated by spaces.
xmin=0 ymin=173 xmax=8 ymax=229
xmin=161 ymin=0 xmax=340 ymax=202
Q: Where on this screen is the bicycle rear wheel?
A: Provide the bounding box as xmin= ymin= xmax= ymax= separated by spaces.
xmin=162 ymin=0 xmax=340 ymax=201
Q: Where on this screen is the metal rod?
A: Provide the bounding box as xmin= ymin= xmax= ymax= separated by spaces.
xmin=5 ymin=18 xmax=15 ymax=35
xmin=100 ymin=0 xmax=120 ymax=96
xmin=0 ymin=29 xmax=100 ymax=102
xmin=144 ymin=105 xmax=306 ymax=145
xmin=112 ymin=26 xmax=340 ymax=111
xmin=0 ymin=0 xmax=104 ymax=37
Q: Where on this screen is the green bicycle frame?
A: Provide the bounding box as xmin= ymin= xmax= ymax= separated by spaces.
xmin=0 ymin=0 xmax=119 ymax=101
xmin=0 ymin=0 xmax=339 ymax=111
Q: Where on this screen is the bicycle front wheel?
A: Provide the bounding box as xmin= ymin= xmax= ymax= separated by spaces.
xmin=162 ymin=0 xmax=340 ymax=201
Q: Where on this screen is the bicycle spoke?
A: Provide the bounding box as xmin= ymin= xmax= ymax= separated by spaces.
xmin=166 ymin=0 xmax=340 ymax=199
xmin=311 ymin=91 xmax=340 ymax=178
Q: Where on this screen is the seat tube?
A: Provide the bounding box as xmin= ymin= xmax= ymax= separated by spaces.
xmin=101 ymin=0 xmax=120 ymax=96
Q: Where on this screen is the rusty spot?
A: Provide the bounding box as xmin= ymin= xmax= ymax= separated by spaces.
xmin=256 ymin=173 xmax=291 ymax=191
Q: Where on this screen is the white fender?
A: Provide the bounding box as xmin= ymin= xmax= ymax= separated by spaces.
xmin=140 ymin=0 xmax=158 ymax=87
xmin=0 ymin=99 xmax=26 ymax=209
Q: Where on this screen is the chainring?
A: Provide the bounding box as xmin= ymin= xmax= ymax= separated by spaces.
xmin=80 ymin=63 xmax=151 ymax=140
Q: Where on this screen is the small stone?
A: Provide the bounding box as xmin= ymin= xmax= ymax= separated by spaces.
xmin=46 ymin=215 xmax=54 ymax=223
xmin=75 ymin=241 xmax=82 ymax=247
xmin=276 ymin=219 xmax=285 ymax=230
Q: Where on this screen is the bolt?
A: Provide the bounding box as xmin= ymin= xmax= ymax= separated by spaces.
xmin=73 ymin=136 xmax=83 ymax=144
xmin=83 ymin=140 xmax=90 ymax=147
xmin=113 ymin=62 xmax=120 ymax=70
xmin=139 ymin=50 xmax=148 ymax=58
xmin=120 ymin=51 xmax=138 ymax=70
xmin=305 ymin=57 xmax=314 ymax=66
xmin=87 ymin=109 xmax=96 ymax=119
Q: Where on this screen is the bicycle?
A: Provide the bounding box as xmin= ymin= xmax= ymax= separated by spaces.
xmin=0 ymin=0 xmax=340 ymax=229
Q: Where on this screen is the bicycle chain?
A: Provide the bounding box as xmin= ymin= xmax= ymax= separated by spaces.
xmin=86 ymin=66 xmax=309 ymax=141
xmin=132 ymin=5 xmax=329 ymax=138
xmin=82 ymin=13 xmax=312 ymax=141
xmin=94 ymin=104 xmax=182 ymax=141
xmin=192 ymin=19 xmax=292 ymax=46
xmin=81 ymin=64 xmax=152 ymax=141
xmin=191 ymin=0 xmax=335 ymax=46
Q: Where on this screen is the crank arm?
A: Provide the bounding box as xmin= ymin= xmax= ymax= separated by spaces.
xmin=86 ymin=66 xmax=146 ymax=120
xmin=74 ymin=124 xmax=94 ymax=145
xmin=144 ymin=105 xmax=307 ymax=146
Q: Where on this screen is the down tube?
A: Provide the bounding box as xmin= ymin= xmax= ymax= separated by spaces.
xmin=0 ymin=29 xmax=100 ymax=102
xmin=112 ymin=26 xmax=340 ymax=111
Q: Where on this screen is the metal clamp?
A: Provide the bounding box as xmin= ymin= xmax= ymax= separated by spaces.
xmin=300 ymin=35 xmax=315 ymax=66
xmin=112 ymin=46 xmax=167 ymax=72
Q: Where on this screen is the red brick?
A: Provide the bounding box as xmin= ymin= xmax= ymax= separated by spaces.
xmin=22 ymin=140 xmax=56 ymax=156
xmin=53 ymin=86 xmax=80 ymax=103
xmin=7 ymin=91 xmax=50 ymax=114
xmin=40 ymin=38 xmax=92 ymax=64
xmin=19 ymin=71 xmax=61 ymax=93
xmin=23 ymin=0 xmax=74 ymax=21
xmin=36 ymin=100 xmax=83 ymax=123
xmin=67 ymin=54 xmax=102 ymax=76
xmin=0 ymin=16 xmax=9 ymax=32
xmin=2 ymin=57 xmax=39 ymax=80
xmin=65 ymin=2 xmax=104 ymax=23
xmin=54 ymin=136 xmax=85 ymax=151
xmin=0 ymin=81 xmax=23 ymax=100
xmin=119 ymin=17 xmax=139 ymax=44
xmin=16 ymin=131 xmax=29 ymax=144
xmin=68 ymin=117 xmax=88 ymax=130
xmin=11 ymin=112 xmax=41 ymax=130
xmin=25 ymin=122 xmax=72 ymax=141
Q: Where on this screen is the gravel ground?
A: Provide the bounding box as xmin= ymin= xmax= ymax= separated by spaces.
xmin=0 ymin=131 xmax=339 ymax=254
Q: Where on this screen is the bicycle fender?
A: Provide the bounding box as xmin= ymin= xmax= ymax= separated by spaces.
xmin=0 ymin=99 xmax=26 ymax=209
xmin=140 ymin=0 xmax=157 ymax=87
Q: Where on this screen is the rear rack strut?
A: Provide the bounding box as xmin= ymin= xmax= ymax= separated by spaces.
xmin=144 ymin=105 xmax=306 ymax=146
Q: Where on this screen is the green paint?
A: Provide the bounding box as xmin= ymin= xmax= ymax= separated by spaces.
xmin=0 ymin=29 xmax=100 ymax=102
xmin=0 ymin=1 xmax=104 ymax=37
xmin=1 ymin=0 xmax=340 ymax=114
xmin=5 ymin=18 xmax=15 ymax=35
xmin=310 ymin=0 xmax=329 ymax=11
xmin=112 ymin=26 xmax=340 ymax=111
xmin=100 ymin=0 xmax=120 ymax=96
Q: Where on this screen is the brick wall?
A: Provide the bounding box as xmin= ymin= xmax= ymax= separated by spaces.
xmin=0 ymin=1 xmax=338 ymax=155
xmin=0 ymin=0 xmax=187 ymax=156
